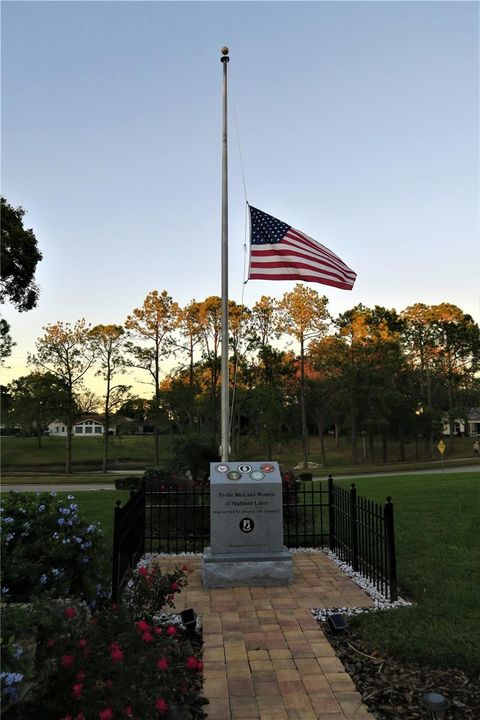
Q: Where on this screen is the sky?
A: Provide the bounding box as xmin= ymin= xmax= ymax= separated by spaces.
xmin=1 ymin=0 xmax=479 ymax=396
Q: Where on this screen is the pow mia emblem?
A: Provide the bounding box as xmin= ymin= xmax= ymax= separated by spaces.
xmin=239 ymin=517 xmax=254 ymax=533
xmin=237 ymin=464 xmax=252 ymax=473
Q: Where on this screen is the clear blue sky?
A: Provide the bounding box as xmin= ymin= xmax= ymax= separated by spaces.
xmin=2 ymin=1 xmax=479 ymax=392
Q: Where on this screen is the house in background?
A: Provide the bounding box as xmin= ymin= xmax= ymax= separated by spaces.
xmin=47 ymin=415 xmax=108 ymax=437
xmin=442 ymin=408 xmax=480 ymax=437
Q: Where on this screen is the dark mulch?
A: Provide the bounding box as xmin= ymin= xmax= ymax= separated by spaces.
xmin=322 ymin=623 xmax=480 ymax=720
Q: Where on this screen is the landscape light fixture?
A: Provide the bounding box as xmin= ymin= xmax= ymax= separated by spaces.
xmin=180 ymin=608 xmax=197 ymax=635
xmin=326 ymin=613 xmax=348 ymax=633
xmin=421 ymin=692 xmax=450 ymax=719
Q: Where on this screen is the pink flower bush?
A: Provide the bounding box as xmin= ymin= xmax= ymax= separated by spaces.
xmin=27 ymin=564 xmax=205 ymax=720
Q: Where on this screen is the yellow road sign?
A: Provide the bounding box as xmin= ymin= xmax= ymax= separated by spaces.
xmin=437 ymin=439 xmax=446 ymax=455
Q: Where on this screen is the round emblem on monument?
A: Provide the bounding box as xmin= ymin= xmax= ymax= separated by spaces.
xmin=227 ymin=471 xmax=242 ymax=481
xmin=216 ymin=464 xmax=229 ymax=473
xmin=238 ymin=463 xmax=252 ymax=473
xmin=260 ymin=463 xmax=275 ymax=473
xmin=239 ymin=517 xmax=254 ymax=533
xmin=250 ymin=471 xmax=265 ymax=481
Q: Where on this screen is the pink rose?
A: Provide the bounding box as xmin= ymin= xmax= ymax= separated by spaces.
xmin=166 ymin=626 xmax=176 ymax=637
xmin=135 ymin=620 xmax=151 ymax=633
xmin=156 ymin=657 xmax=169 ymax=671
xmin=61 ymin=654 xmax=75 ymax=668
xmin=155 ymin=698 xmax=169 ymax=714
xmin=111 ymin=646 xmax=124 ymax=662
xmin=99 ymin=709 xmax=114 ymax=720
xmin=65 ymin=607 xmax=77 ymax=619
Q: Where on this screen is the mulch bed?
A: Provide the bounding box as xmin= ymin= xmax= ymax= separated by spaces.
xmin=321 ymin=623 xmax=480 ymax=720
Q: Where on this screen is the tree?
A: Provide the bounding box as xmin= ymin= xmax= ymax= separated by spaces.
xmin=75 ymin=389 xmax=102 ymax=415
xmin=278 ymin=284 xmax=330 ymax=467
xmin=0 ymin=319 xmax=15 ymax=364
xmin=90 ymin=324 xmax=131 ymax=472
xmin=29 ymin=320 xmax=95 ymax=472
xmin=1 ymin=197 xmax=43 ymax=364
xmin=176 ymin=300 xmax=203 ymax=388
xmin=1 ymin=197 xmax=43 ymax=311
xmin=332 ymin=305 xmax=407 ymax=464
xmin=198 ymin=296 xmax=222 ymax=438
xmin=247 ymin=295 xmax=281 ymax=353
xmin=125 ymin=291 xmax=179 ymax=466
xmin=401 ymin=303 xmax=480 ymax=454
xmin=9 ymin=372 xmax=70 ymax=448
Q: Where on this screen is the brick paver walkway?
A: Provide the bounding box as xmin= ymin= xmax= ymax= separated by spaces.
xmin=161 ymin=552 xmax=375 ymax=719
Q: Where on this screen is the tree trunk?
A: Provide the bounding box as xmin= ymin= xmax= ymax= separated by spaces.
xmin=66 ymin=420 xmax=72 ymax=474
xmin=369 ymin=433 xmax=375 ymax=463
xmin=399 ymin=428 xmax=406 ymax=462
xmin=103 ymin=415 xmax=109 ymax=474
xmin=318 ymin=422 xmax=326 ymax=466
xmin=299 ymin=337 xmax=309 ymax=468
xmin=382 ymin=433 xmax=387 ymax=464
xmin=66 ymin=389 xmax=73 ymax=474
xmin=351 ymin=420 xmax=358 ymax=464
xmin=36 ymin=429 xmax=42 ymax=450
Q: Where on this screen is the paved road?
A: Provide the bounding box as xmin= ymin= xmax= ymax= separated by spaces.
xmin=321 ymin=464 xmax=480 ymax=482
xmin=1 ymin=465 xmax=478 ymax=493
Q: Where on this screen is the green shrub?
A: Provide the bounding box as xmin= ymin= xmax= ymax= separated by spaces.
xmin=166 ymin=434 xmax=218 ymax=484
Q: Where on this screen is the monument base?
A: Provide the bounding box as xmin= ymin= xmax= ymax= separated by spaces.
xmin=202 ymin=546 xmax=294 ymax=587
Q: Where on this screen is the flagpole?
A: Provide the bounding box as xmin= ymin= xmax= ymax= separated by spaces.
xmin=220 ymin=46 xmax=230 ymax=462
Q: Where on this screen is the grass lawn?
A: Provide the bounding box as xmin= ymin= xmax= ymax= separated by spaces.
xmin=55 ymin=489 xmax=131 ymax=541
xmin=328 ymin=472 xmax=480 ymax=672
xmin=1 ymin=473 xmax=117 ymax=484
xmin=2 ymin=433 xmax=476 ymax=472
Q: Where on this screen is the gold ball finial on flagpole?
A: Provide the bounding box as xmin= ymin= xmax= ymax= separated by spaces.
xmin=221 ymin=46 xmax=229 ymax=55
xmin=221 ymin=46 xmax=230 ymax=63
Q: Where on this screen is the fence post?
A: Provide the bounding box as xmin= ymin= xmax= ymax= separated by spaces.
xmin=128 ymin=489 xmax=136 ymax=567
xmin=384 ymin=496 xmax=398 ymax=601
xmin=350 ymin=483 xmax=359 ymax=571
xmin=139 ymin=480 xmax=146 ymax=557
xmin=328 ymin=475 xmax=335 ymax=551
xmin=111 ymin=499 xmax=122 ymax=603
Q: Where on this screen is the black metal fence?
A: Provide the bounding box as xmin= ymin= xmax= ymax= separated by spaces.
xmin=111 ymin=482 xmax=146 ymax=602
xmin=112 ymin=474 xmax=397 ymax=601
xmin=144 ymin=482 xmax=210 ymax=554
xmin=328 ymin=476 xmax=397 ymax=601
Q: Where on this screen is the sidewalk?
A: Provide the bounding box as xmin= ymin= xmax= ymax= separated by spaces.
xmin=163 ymin=552 xmax=375 ymax=720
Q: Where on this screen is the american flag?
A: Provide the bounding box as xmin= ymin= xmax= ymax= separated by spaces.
xmin=248 ymin=205 xmax=357 ymax=291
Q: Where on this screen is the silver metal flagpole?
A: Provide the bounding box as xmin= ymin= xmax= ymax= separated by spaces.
xmin=220 ymin=46 xmax=230 ymax=462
